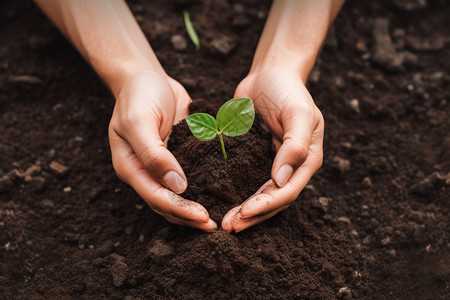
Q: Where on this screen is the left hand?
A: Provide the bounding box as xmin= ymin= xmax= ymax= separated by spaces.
xmin=221 ymin=67 xmax=324 ymax=233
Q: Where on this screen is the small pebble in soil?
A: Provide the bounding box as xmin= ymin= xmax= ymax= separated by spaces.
xmin=92 ymin=257 xmax=103 ymax=266
xmin=349 ymin=99 xmax=360 ymax=113
xmin=332 ymin=156 xmax=351 ymax=173
xmin=49 ymin=161 xmax=69 ymax=175
xmin=356 ymin=40 xmax=367 ymax=52
xmin=170 ymin=34 xmax=187 ymax=51
xmin=9 ymin=75 xmax=43 ymax=84
xmin=381 ymin=237 xmax=391 ymax=246
xmin=411 ymin=171 xmax=444 ymax=196
xmin=362 ymin=235 xmax=372 ymax=245
xmin=336 ymin=286 xmax=352 ymax=299
xmin=94 ymin=240 xmax=115 ymax=258
xmin=410 ymin=211 xmax=425 ymax=223
xmin=335 ymin=75 xmax=346 ymax=89
xmin=147 ymin=240 xmax=173 ymax=265
xmin=362 ymin=177 xmax=373 ymax=188
xmin=406 ymin=35 xmax=446 ymax=52
xmin=371 ymin=18 xmax=405 ymax=70
xmin=208 ymin=35 xmax=236 ymax=56
xmin=41 ymin=199 xmax=55 ymax=208
xmin=337 ymin=217 xmax=351 ymax=225
xmin=312 ymin=197 xmax=331 ymax=213
xmin=386 ymin=249 xmax=397 ymax=257
xmin=110 ymin=260 xmax=128 ymax=287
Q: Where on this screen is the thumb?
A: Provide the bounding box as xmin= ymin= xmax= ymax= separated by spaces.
xmin=271 ymin=108 xmax=315 ymax=187
xmin=121 ymin=119 xmax=187 ymax=194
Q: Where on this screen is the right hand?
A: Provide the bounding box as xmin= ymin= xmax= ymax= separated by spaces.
xmin=108 ymin=70 xmax=217 ymax=231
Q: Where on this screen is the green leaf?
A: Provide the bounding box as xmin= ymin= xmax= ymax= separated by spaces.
xmin=183 ymin=10 xmax=200 ymax=50
xmin=216 ymin=98 xmax=255 ymax=137
xmin=186 ymin=113 xmax=218 ymax=141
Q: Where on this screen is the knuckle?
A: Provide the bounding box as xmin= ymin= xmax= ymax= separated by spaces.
xmin=139 ymin=147 xmax=163 ymax=171
xmin=290 ymin=142 xmax=309 ymax=161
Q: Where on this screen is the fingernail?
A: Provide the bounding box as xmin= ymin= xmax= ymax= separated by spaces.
xmin=163 ymin=171 xmax=186 ymax=194
xmin=275 ymin=164 xmax=293 ymax=187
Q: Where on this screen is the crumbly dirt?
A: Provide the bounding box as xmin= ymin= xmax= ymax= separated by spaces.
xmin=0 ymin=0 xmax=449 ymax=299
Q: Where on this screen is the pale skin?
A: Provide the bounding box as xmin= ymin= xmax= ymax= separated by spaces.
xmin=35 ymin=0 xmax=344 ymax=233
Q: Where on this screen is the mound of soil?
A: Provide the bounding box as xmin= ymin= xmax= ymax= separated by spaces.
xmin=1 ymin=0 xmax=449 ymax=299
xmin=169 ymin=99 xmax=275 ymax=221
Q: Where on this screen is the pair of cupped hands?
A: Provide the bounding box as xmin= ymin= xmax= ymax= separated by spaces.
xmin=108 ymin=66 xmax=324 ymax=233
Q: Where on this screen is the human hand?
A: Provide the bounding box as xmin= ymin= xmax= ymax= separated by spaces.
xmin=222 ymin=67 xmax=324 ymax=233
xmin=108 ymin=70 xmax=217 ymax=231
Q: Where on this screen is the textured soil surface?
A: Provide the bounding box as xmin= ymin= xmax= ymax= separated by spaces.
xmin=169 ymin=99 xmax=275 ymax=221
xmin=1 ymin=0 xmax=449 ymax=299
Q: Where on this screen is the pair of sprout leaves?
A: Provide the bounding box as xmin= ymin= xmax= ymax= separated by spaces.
xmin=186 ymin=98 xmax=255 ymax=159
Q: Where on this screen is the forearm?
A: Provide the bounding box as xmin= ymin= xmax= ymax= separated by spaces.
xmin=34 ymin=0 xmax=165 ymax=97
xmin=250 ymin=0 xmax=345 ymax=82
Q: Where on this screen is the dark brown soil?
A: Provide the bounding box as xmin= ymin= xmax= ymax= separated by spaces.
xmin=1 ymin=0 xmax=449 ymax=299
xmin=169 ymin=100 xmax=275 ymax=221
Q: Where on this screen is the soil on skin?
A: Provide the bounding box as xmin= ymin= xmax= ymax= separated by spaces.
xmin=1 ymin=0 xmax=449 ymax=299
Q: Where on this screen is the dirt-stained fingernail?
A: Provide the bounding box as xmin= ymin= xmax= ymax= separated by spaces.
xmin=163 ymin=171 xmax=187 ymax=194
xmin=275 ymin=164 xmax=293 ymax=187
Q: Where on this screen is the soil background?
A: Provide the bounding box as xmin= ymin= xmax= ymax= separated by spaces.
xmin=1 ymin=0 xmax=449 ymax=299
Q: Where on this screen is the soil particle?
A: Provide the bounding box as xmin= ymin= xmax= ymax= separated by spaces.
xmin=406 ymin=35 xmax=446 ymax=52
xmin=8 ymin=75 xmax=43 ymax=84
xmin=147 ymin=240 xmax=174 ymax=265
xmin=94 ymin=240 xmax=115 ymax=258
xmin=40 ymin=198 xmax=54 ymax=208
xmin=49 ymin=161 xmax=69 ymax=175
xmin=335 ymin=75 xmax=346 ymax=89
xmin=411 ymin=171 xmax=444 ymax=196
xmin=332 ymin=156 xmax=351 ymax=173
xmin=371 ymin=18 xmax=405 ymax=70
xmin=208 ymin=35 xmax=237 ymax=56
xmin=348 ymin=98 xmax=360 ymax=113
xmin=110 ymin=260 xmax=129 ymax=287
xmin=170 ymin=34 xmax=187 ymax=51
xmin=312 ymin=197 xmax=332 ymax=213
xmin=336 ymin=286 xmax=352 ymax=299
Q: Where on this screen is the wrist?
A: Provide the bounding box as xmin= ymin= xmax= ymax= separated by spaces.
xmin=248 ymin=51 xmax=315 ymax=84
xmin=104 ymin=58 xmax=167 ymax=99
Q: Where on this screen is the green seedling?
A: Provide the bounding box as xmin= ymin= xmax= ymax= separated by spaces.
xmin=186 ymin=98 xmax=255 ymax=159
xmin=183 ymin=10 xmax=200 ymax=50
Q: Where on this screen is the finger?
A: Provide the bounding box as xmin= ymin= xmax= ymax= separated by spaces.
xmin=271 ymin=106 xmax=317 ymax=187
xmin=221 ymin=206 xmax=241 ymax=233
xmin=232 ymin=205 xmax=290 ymax=233
xmin=164 ymin=214 xmax=217 ymax=232
xmin=114 ymin=116 xmax=187 ymax=194
xmin=241 ymin=151 xmax=322 ymax=218
xmin=222 ymin=204 xmax=290 ymax=233
xmin=110 ymin=130 xmax=209 ymax=223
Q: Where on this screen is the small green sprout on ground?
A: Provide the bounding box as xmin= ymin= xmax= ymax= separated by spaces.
xmin=183 ymin=10 xmax=200 ymax=50
xmin=186 ymin=98 xmax=255 ymax=159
